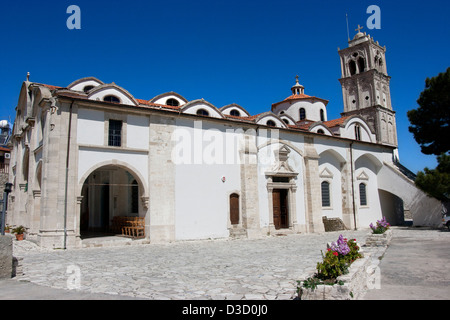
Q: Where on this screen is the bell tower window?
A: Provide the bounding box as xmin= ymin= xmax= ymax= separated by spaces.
xmin=349 ymin=60 xmax=357 ymax=76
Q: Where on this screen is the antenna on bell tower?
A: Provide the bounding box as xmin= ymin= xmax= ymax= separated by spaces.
xmin=346 ymin=14 xmax=350 ymax=41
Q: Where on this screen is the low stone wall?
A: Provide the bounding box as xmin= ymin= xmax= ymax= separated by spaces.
xmin=365 ymin=229 xmax=393 ymax=247
xmin=298 ymin=229 xmax=392 ymax=300
xmin=299 ymin=251 xmax=373 ymax=300
xmin=322 ymin=216 xmax=349 ymax=232
xmin=0 ymin=235 xmax=13 ymax=279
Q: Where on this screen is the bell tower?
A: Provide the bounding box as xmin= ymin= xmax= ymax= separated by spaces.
xmin=338 ymin=25 xmax=397 ymax=146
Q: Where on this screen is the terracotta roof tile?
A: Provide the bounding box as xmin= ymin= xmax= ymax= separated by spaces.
xmin=322 ymin=116 xmax=350 ymax=128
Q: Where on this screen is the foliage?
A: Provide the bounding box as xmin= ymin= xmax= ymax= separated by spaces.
xmin=300 ymin=234 xmax=363 ymax=291
xmin=414 ymin=153 xmax=450 ymax=202
xmin=407 ymin=67 xmax=450 ymax=156
xmin=369 ymin=217 xmax=390 ymax=234
xmin=12 ymin=225 xmax=26 ymax=234
xmin=316 ymin=248 xmax=349 ymax=281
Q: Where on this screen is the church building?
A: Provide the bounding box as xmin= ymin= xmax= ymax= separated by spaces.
xmin=6 ymin=30 xmax=443 ymax=249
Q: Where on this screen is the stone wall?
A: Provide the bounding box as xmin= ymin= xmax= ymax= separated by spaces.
xmin=364 ymin=228 xmax=393 ymax=247
xmin=322 ymin=216 xmax=349 ymax=232
xmin=0 ymin=235 xmax=12 ymax=279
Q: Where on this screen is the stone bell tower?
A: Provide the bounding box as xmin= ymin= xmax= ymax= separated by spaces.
xmin=338 ymin=25 xmax=397 ymax=146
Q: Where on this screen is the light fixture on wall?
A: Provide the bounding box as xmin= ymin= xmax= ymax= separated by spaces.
xmin=221 ymin=176 xmax=226 ymax=183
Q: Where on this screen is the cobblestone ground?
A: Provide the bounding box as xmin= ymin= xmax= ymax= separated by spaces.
xmin=13 ymin=230 xmax=370 ymax=300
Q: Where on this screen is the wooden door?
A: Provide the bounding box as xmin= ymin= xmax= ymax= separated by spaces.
xmin=273 ymin=189 xmax=288 ymax=230
xmin=230 ymin=193 xmax=240 ymax=225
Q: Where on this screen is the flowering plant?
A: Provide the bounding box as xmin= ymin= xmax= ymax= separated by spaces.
xmin=315 ymin=234 xmax=362 ymax=282
xmin=370 ymin=216 xmax=390 ymax=234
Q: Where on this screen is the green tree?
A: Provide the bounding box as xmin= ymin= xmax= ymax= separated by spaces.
xmin=415 ymin=153 xmax=450 ymax=202
xmin=407 ymin=67 xmax=450 ymax=155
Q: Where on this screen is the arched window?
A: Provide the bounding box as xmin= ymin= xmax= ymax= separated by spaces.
xmin=266 ymin=120 xmax=276 ymax=127
xmin=349 ymin=60 xmax=357 ymax=76
xmin=230 ymin=193 xmax=240 ymax=225
xmin=321 ymin=181 xmax=330 ymax=207
xmin=166 ymin=98 xmax=180 ymax=107
xmin=359 ymin=183 xmax=367 ymax=206
xmin=299 ymin=108 xmax=306 ymax=120
xmin=196 ymin=109 xmax=209 ymax=116
xmin=83 ymin=85 xmax=94 ymax=93
xmin=230 ymin=109 xmax=241 ymax=117
xmin=320 ymin=109 xmax=325 ymax=122
xmin=354 ymin=124 xmax=361 ymax=141
xmin=103 ymin=95 xmax=120 ymax=103
xmin=317 ymin=129 xmax=325 ymax=134
xmin=358 ymin=57 xmax=365 ymax=73
xmin=283 ymin=119 xmax=290 ymax=125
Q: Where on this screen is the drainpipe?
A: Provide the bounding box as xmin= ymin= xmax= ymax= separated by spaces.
xmin=350 ymin=141 xmax=357 ymax=230
xmin=64 ymin=100 xmax=74 ymax=249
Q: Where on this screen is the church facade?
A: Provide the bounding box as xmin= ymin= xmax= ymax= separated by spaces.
xmin=6 ymin=31 xmax=442 ymax=249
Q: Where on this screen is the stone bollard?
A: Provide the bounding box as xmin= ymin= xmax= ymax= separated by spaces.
xmin=0 ymin=235 xmax=13 ymax=279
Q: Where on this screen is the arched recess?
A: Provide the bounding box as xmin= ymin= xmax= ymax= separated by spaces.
xmin=318 ymin=149 xmax=346 ymax=219
xmin=78 ymin=161 xmax=149 ymax=237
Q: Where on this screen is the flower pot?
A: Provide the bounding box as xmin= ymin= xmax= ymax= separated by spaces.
xmin=15 ymin=234 xmax=24 ymax=241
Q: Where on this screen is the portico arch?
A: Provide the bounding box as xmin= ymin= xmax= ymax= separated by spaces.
xmin=78 ymin=161 xmax=149 ymax=238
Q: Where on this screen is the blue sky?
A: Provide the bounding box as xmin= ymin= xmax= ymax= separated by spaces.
xmin=0 ymin=0 xmax=449 ymax=173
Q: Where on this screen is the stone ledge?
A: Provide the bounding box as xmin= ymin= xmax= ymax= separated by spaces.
xmin=299 ymin=252 xmax=373 ymax=300
xmin=298 ymin=232 xmax=390 ymax=300
xmin=365 ymin=228 xmax=393 ymax=247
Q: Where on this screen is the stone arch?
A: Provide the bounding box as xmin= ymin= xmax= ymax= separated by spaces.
xmin=78 ymin=160 xmax=148 ymax=198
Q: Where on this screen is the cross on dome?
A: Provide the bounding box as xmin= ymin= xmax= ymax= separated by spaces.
xmin=291 ymin=75 xmax=304 ymax=95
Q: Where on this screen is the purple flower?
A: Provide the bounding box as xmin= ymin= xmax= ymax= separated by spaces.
xmin=330 ymin=234 xmax=350 ymax=256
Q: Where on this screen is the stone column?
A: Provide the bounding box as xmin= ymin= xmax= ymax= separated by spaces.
xmin=303 ymin=137 xmax=325 ymax=233
xmin=148 ymin=114 xmax=176 ymax=243
xmin=240 ymin=132 xmax=260 ymax=238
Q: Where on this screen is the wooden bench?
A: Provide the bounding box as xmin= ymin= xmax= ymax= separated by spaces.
xmin=110 ymin=216 xmax=145 ymax=239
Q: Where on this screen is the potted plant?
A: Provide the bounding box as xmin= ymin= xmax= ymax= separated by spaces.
xmin=12 ymin=225 xmax=26 ymax=241
xmin=4 ymin=225 xmax=11 ymax=233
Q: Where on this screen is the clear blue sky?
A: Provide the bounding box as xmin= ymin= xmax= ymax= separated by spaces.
xmin=0 ymin=0 xmax=449 ymax=173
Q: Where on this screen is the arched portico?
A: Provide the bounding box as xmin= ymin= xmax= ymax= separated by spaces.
xmin=78 ymin=161 xmax=149 ymax=239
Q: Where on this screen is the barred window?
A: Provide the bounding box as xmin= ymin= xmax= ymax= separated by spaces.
xmin=359 ymin=183 xmax=367 ymax=206
xmin=321 ymin=181 xmax=330 ymax=207
xmin=108 ymin=120 xmax=122 ymax=147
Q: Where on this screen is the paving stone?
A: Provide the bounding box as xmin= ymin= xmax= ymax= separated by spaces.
xmin=12 ymin=230 xmax=370 ymax=300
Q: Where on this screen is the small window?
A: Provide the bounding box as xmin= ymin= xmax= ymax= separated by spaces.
xmin=266 ymin=120 xmax=276 ymax=127
xmin=320 ymin=109 xmax=325 ymax=122
xmin=321 ymin=181 xmax=330 ymax=207
xmin=359 ymin=183 xmax=367 ymax=206
xmin=104 ymin=95 xmax=120 ymax=103
xmin=166 ymin=98 xmax=180 ymax=107
xmin=354 ymin=124 xmax=361 ymax=141
xmin=108 ymin=120 xmax=122 ymax=147
xmin=282 ymin=119 xmax=290 ymax=124
xmin=83 ymin=85 xmax=94 ymax=93
xmin=299 ymin=108 xmax=306 ymax=120
xmin=230 ymin=109 xmax=241 ymax=117
xmin=196 ymin=109 xmax=209 ymax=116
xmin=317 ymin=129 xmax=325 ymax=134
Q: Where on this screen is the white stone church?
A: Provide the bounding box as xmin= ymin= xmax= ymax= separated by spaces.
xmin=6 ymin=30 xmax=443 ymax=249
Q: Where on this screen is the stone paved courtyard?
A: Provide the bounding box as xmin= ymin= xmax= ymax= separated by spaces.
xmin=12 ymin=230 xmax=370 ymax=300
